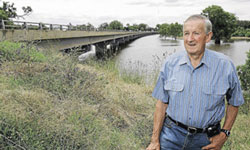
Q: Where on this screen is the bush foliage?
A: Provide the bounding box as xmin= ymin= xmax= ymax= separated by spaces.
xmin=0 ymin=41 xmax=46 ymax=63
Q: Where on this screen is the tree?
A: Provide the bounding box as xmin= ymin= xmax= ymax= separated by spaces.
xmin=167 ymin=22 xmax=182 ymax=40
xmin=108 ymin=20 xmax=123 ymax=30
xmin=0 ymin=1 xmax=32 ymax=20
xmin=0 ymin=9 xmax=8 ymax=20
xmin=128 ymin=24 xmax=139 ymax=31
xmin=202 ymin=5 xmax=237 ymax=44
xmin=159 ymin=23 xmax=169 ymax=38
xmin=76 ymin=24 xmax=87 ymax=30
xmin=237 ymin=50 xmax=250 ymax=91
xmin=237 ymin=20 xmax=250 ymax=29
xmin=138 ymin=23 xmax=148 ymax=31
xmin=123 ymin=23 xmax=130 ymax=31
xmin=86 ymin=23 xmax=95 ymax=30
xmin=156 ymin=24 xmax=161 ymax=31
xmin=159 ymin=23 xmax=182 ymax=40
xmin=98 ymin=22 xmax=108 ymax=30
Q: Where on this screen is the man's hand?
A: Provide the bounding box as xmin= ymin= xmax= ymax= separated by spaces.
xmin=146 ymin=142 xmax=160 ymax=150
xmin=146 ymin=100 xmax=168 ymax=150
xmin=202 ymin=132 xmax=228 ymax=150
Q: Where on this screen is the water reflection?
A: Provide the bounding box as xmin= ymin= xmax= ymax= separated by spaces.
xmin=207 ymin=40 xmax=250 ymax=66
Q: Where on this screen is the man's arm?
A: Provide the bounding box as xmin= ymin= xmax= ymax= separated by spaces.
xmin=146 ymin=100 xmax=168 ymax=150
xmin=202 ymin=104 xmax=239 ymax=150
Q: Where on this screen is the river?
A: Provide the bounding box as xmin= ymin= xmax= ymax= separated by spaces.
xmin=115 ymin=34 xmax=250 ymax=83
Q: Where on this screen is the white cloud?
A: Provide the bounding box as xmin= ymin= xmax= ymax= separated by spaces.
xmin=4 ymin=0 xmax=250 ymax=27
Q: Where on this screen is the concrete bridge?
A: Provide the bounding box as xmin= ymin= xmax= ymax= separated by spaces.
xmin=0 ymin=20 xmax=157 ymax=59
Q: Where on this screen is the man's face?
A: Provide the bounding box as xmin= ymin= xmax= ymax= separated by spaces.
xmin=183 ymin=20 xmax=212 ymax=56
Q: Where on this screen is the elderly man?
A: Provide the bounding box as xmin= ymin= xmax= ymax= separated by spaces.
xmin=146 ymin=14 xmax=244 ymax=150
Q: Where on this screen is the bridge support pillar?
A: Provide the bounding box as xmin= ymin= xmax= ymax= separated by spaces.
xmin=95 ymin=40 xmax=121 ymax=59
xmin=95 ymin=42 xmax=107 ymax=59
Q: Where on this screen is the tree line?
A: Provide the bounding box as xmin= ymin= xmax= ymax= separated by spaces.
xmin=1 ymin=1 xmax=250 ymax=44
xmin=157 ymin=5 xmax=250 ymax=44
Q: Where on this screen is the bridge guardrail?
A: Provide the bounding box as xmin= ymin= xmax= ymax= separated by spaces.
xmin=0 ymin=20 xmax=153 ymax=32
xmin=0 ymin=20 xmax=101 ymax=31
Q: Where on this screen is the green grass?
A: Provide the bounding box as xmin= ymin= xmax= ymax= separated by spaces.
xmin=0 ymin=41 xmax=46 ymax=63
xmin=0 ymin=41 xmax=155 ymax=149
xmin=0 ymin=41 xmax=249 ymax=149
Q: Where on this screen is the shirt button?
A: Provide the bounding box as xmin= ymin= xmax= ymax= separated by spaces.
xmin=189 ymin=117 xmax=191 ymax=120
xmin=190 ymin=106 xmax=192 ymax=108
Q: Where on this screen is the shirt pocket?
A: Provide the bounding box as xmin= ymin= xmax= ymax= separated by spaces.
xmin=164 ymin=81 xmax=184 ymax=92
xmin=202 ymin=86 xmax=227 ymax=95
xmin=202 ymin=86 xmax=228 ymax=110
xmin=164 ymin=81 xmax=184 ymax=98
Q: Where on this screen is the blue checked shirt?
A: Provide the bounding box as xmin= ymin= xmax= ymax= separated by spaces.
xmin=152 ymin=49 xmax=244 ymax=128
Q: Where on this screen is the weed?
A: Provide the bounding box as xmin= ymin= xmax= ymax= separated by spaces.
xmin=0 ymin=41 xmax=46 ymax=64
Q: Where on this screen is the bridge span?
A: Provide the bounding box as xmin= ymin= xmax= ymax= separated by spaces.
xmin=0 ymin=20 xmax=157 ymax=58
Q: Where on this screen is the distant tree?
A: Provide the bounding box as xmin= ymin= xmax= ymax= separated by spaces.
xmin=167 ymin=22 xmax=182 ymax=40
xmin=233 ymin=20 xmax=250 ymax=37
xmin=232 ymin=27 xmax=246 ymax=37
xmin=128 ymin=24 xmax=139 ymax=31
xmin=108 ymin=20 xmax=123 ymax=30
xmin=156 ymin=24 xmax=161 ymax=31
xmin=76 ymin=24 xmax=87 ymax=30
xmin=98 ymin=22 xmax=108 ymax=30
xmin=159 ymin=23 xmax=169 ymax=38
xmin=138 ymin=23 xmax=148 ymax=31
xmin=159 ymin=23 xmax=182 ymax=40
xmin=123 ymin=23 xmax=130 ymax=31
xmin=0 ymin=1 xmax=32 ymax=20
xmin=237 ymin=20 xmax=250 ymax=29
xmin=146 ymin=27 xmax=155 ymax=32
xmin=202 ymin=5 xmax=237 ymax=44
xmin=86 ymin=23 xmax=95 ymax=30
xmin=245 ymin=29 xmax=250 ymax=37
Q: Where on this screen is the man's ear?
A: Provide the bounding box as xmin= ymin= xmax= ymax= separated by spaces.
xmin=206 ymin=32 xmax=213 ymax=43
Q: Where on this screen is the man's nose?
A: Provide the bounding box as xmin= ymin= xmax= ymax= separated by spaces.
xmin=187 ymin=33 xmax=194 ymax=41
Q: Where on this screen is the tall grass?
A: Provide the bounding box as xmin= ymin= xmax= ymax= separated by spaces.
xmin=0 ymin=41 xmax=156 ymax=149
xmin=0 ymin=41 xmax=249 ymax=149
xmin=88 ymin=59 xmax=147 ymax=85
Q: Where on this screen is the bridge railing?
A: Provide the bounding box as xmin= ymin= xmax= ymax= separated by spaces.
xmin=0 ymin=20 xmax=136 ymax=32
xmin=0 ymin=20 xmax=99 ymax=31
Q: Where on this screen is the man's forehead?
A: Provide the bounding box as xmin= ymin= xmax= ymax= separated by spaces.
xmin=183 ymin=20 xmax=205 ymax=31
xmin=184 ymin=19 xmax=205 ymax=25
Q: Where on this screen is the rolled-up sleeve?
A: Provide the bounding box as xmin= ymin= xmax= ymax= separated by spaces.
xmin=152 ymin=70 xmax=169 ymax=103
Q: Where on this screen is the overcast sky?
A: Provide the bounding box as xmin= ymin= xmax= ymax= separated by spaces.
xmin=3 ymin=0 xmax=250 ymax=27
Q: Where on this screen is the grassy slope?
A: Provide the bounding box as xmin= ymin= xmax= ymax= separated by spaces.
xmin=0 ymin=41 xmax=249 ymax=149
xmin=0 ymin=41 xmax=156 ymax=150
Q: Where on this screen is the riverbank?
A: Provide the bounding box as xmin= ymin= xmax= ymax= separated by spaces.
xmin=0 ymin=41 xmax=249 ymax=149
xmin=231 ymin=36 xmax=250 ymax=40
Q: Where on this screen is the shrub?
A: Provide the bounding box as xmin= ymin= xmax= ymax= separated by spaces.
xmin=245 ymin=31 xmax=250 ymax=37
xmin=0 ymin=41 xmax=46 ymax=64
xmin=237 ymin=50 xmax=250 ymax=115
xmin=237 ymin=50 xmax=250 ymax=91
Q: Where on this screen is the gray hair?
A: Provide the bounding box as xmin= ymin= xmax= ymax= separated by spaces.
xmin=184 ymin=14 xmax=212 ymax=34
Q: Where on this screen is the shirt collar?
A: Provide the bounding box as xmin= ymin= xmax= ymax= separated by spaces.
xmin=178 ymin=49 xmax=210 ymax=68
xmin=178 ymin=52 xmax=189 ymax=66
xmin=200 ymin=49 xmax=210 ymax=68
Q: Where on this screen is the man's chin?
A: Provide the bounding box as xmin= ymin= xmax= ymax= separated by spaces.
xmin=186 ymin=48 xmax=197 ymax=54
